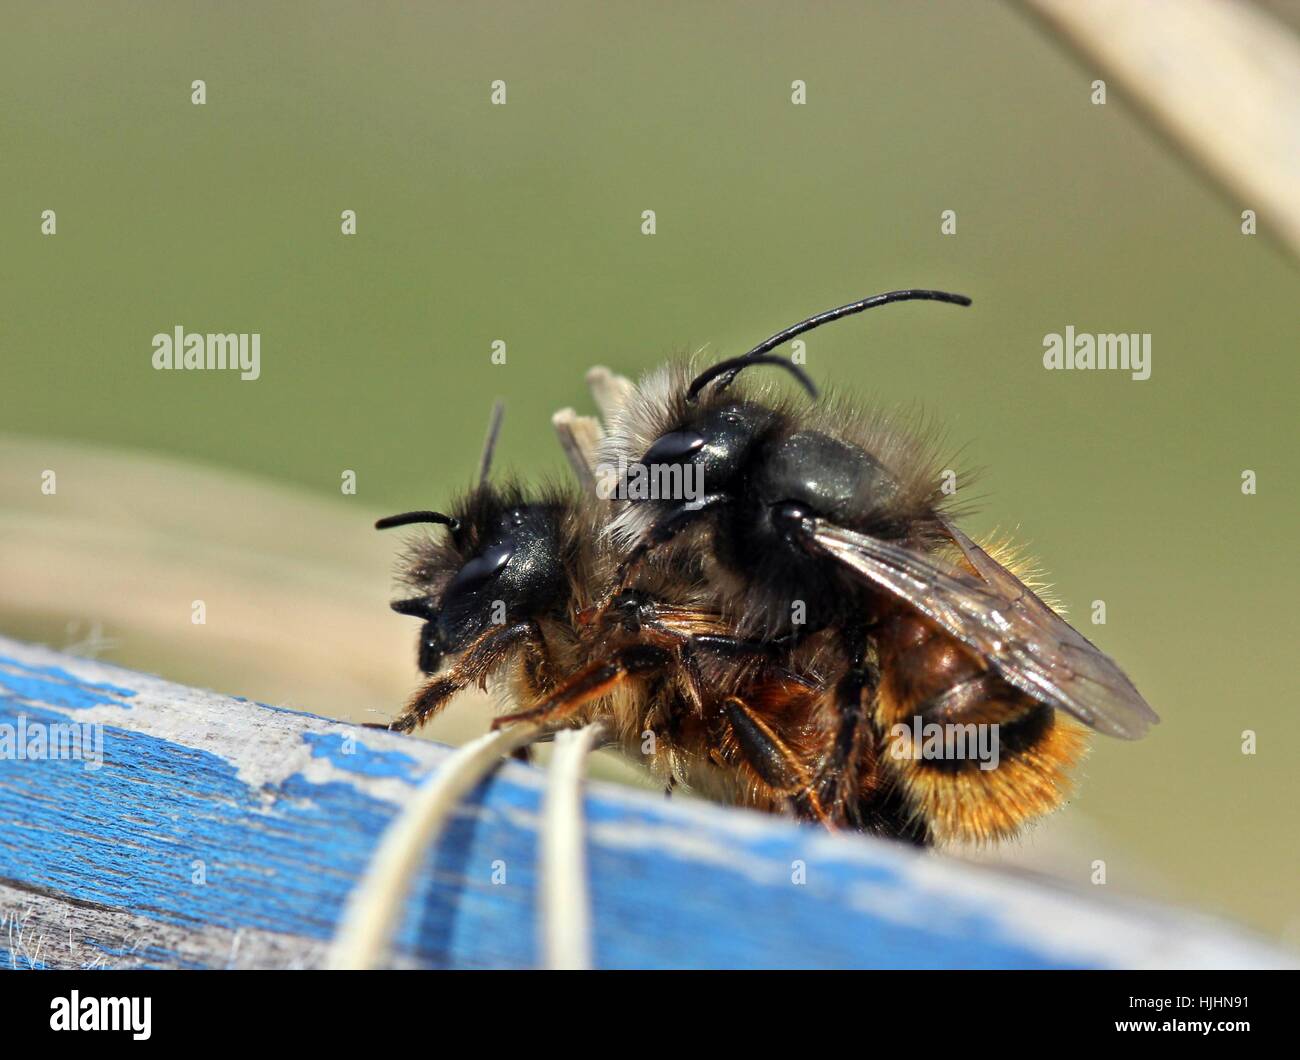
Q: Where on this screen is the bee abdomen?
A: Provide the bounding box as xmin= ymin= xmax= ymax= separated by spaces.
xmin=907 ymin=674 xmax=1053 ymax=774
xmin=876 ymin=611 xmax=985 ymax=721
xmin=874 ymin=616 xmax=1090 ymax=844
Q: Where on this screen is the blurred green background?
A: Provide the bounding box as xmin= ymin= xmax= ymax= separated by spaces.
xmin=1 ymin=2 xmax=1296 ymax=943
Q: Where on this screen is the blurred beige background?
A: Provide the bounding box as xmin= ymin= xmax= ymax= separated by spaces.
xmin=1 ymin=2 xmax=1296 ymax=942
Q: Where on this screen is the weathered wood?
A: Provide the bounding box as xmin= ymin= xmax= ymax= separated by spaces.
xmin=0 ymin=635 xmax=1291 ymax=969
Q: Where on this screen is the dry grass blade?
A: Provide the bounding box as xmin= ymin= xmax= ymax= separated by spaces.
xmin=1022 ymin=0 xmax=1300 ymax=257
xmin=327 ymin=723 xmax=543 ymax=969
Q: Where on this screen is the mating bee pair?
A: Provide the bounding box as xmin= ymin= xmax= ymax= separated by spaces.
xmin=377 ymin=290 xmax=1158 ymax=846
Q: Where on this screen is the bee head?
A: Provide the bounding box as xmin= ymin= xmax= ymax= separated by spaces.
xmin=605 ymin=353 xmax=810 ymax=550
xmin=638 ymin=396 xmax=779 ymax=500
xmin=378 ymin=487 xmax=571 ymax=673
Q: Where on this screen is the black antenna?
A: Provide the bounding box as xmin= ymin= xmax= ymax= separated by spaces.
xmin=375 ymin=510 xmax=461 ymax=531
xmin=478 ymin=400 xmax=505 ymax=486
xmin=713 ymin=288 xmax=972 ymax=392
xmin=687 ymin=353 xmax=818 ymax=403
xmin=741 ymin=289 xmax=972 ymax=361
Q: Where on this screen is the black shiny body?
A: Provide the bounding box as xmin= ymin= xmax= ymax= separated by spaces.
xmin=625 ymin=399 xmax=928 ymax=635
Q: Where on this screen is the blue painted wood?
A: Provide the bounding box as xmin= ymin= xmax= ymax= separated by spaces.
xmin=0 ymin=636 xmax=1290 ymax=970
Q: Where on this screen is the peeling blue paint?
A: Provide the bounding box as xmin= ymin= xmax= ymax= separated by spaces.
xmin=0 ymin=674 xmax=122 ymax=710
xmin=18 ymin=663 xmax=137 ymax=699
xmin=582 ymin=794 xmax=1064 ymax=969
xmin=0 ymin=686 xmax=1081 ymax=970
xmin=302 ymin=731 xmax=421 ymax=783
xmin=0 ymin=654 xmax=137 ymax=712
xmin=0 ymin=656 xmax=137 ymax=700
xmin=0 ymin=692 xmax=545 ymax=969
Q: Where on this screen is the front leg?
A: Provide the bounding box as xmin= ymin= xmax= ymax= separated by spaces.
xmin=388 ymin=621 xmax=539 ymax=734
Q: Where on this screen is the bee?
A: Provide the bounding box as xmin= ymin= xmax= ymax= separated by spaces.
xmin=598 ymin=289 xmax=1160 ymax=845
xmin=375 ymin=403 xmax=839 ymax=820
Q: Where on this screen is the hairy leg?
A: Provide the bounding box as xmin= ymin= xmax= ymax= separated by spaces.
xmin=388 ymin=621 xmax=539 ymax=734
xmin=721 ymin=695 xmax=829 ymax=826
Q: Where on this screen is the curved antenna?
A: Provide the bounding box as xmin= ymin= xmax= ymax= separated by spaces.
xmin=375 ymin=511 xmax=461 ymax=532
xmin=687 ymin=353 xmax=818 ymax=403
xmin=478 ymin=400 xmax=506 ymax=486
xmin=712 ymin=288 xmax=972 ymax=392
xmin=741 ymin=289 xmax=972 ymax=361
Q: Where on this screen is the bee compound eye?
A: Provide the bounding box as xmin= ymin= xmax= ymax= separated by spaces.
xmin=640 ymin=429 xmax=706 ymax=467
xmin=446 ymin=540 xmax=514 ymax=597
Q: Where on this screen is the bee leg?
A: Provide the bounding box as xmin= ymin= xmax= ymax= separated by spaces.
xmin=819 ymin=661 xmax=880 ymax=823
xmin=491 ymin=644 xmax=671 ymax=730
xmin=812 ymin=621 xmax=879 ymax=822
xmin=682 ymin=633 xmax=784 ymax=662
xmin=720 ymin=696 xmax=830 ymax=827
xmin=697 ymin=629 xmax=811 ymax=655
xmin=388 ymin=621 xmax=539 ymax=734
xmin=678 ymin=633 xmax=814 ymax=720
xmin=389 ymin=676 xmax=460 ymax=734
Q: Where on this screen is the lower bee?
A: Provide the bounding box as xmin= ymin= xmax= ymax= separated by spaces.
xmin=597 ymin=290 xmax=1160 ymax=845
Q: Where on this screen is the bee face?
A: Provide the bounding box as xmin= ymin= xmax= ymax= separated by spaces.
xmin=608 ymin=395 xmax=773 ymax=548
xmin=436 ymin=499 xmax=569 ymax=653
xmin=382 ymin=485 xmax=575 ymax=677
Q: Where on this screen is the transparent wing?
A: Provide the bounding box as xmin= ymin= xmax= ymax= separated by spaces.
xmin=809 ymin=520 xmax=1159 ymax=739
